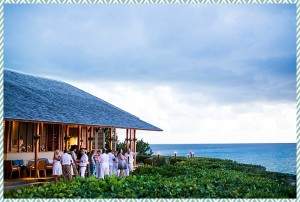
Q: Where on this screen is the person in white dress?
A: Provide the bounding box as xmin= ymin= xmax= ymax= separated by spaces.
xmin=79 ymin=150 xmax=89 ymax=178
xmin=70 ymin=146 xmax=79 ymax=176
xmin=117 ymin=149 xmax=127 ymax=177
xmin=96 ymin=149 xmax=103 ymax=179
xmin=52 ymin=149 xmax=62 ymax=182
xmin=100 ymin=149 xmax=110 ymax=178
xmin=113 ymin=151 xmax=119 ymax=176
xmin=108 ymin=149 xmax=115 ymax=176
xmin=90 ymin=150 xmax=97 ymax=177
xmin=125 ymin=148 xmax=135 ymax=176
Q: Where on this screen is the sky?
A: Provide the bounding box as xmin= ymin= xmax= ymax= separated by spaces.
xmin=4 ymin=4 xmax=296 ymax=144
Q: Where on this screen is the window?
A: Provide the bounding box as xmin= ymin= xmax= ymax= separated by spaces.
xmin=4 ymin=121 xmax=61 ymax=153
xmin=6 ymin=121 xmax=34 ymax=153
xmin=11 ymin=121 xmax=19 ymax=152
xmin=46 ymin=124 xmax=59 ymax=151
xmin=39 ymin=124 xmax=60 ymax=152
xmin=80 ymin=127 xmax=87 ymax=149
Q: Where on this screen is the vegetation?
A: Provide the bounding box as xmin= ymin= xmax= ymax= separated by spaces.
xmin=136 ymin=139 xmax=153 ymax=156
xmin=5 ymin=157 xmax=295 ymax=198
xmin=116 ymin=139 xmax=153 ymax=163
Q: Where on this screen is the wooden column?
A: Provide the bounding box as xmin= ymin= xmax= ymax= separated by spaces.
xmin=85 ymin=126 xmax=88 ymax=151
xmin=17 ymin=122 xmax=20 ymax=152
xmin=88 ymin=126 xmax=93 ymax=151
xmin=66 ymin=125 xmax=69 ymax=150
xmin=5 ymin=121 xmax=12 ymax=153
xmin=109 ymin=128 xmax=113 ymax=151
xmin=133 ymin=129 xmax=137 ymax=166
xmin=125 ymin=129 xmax=129 ymax=149
xmin=34 ymin=123 xmax=41 ymax=178
xmin=77 ymin=125 xmax=81 ymax=148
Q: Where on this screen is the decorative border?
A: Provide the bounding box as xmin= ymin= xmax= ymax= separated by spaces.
xmin=1 ymin=0 xmax=298 ymax=3
xmin=0 ymin=1 xmax=298 ymax=200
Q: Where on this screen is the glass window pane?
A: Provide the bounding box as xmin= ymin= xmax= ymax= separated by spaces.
xmin=11 ymin=122 xmax=19 ymax=152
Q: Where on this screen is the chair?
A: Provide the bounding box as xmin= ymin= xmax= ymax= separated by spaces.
xmin=28 ymin=159 xmax=47 ymax=178
xmin=4 ymin=160 xmax=21 ymax=178
xmin=12 ymin=160 xmax=24 ymax=167
xmin=40 ymin=158 xmax=53 ymax=172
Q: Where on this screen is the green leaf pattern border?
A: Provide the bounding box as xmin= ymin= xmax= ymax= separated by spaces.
xmin=0 ymin=0 xmax=298 ymax=201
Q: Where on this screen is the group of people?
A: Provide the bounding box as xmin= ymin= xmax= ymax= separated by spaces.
xmin=52 ymin=146 xmax=136 ymax=181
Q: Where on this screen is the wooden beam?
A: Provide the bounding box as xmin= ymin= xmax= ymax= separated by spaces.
xmin=6 ymin=121 xmax=12 ymax=153
xmin=109 ymin=128 xmax=113 ymax=151
xmin=17 ymin=122 xmax=20 ymax=152
xmin=34 ymin=123 xmax=40 ymax=178
xmin=86 ymin=126 xmax=88 ymax=150
xmin=133 ymin=129 xmax=137 ymax=166
xmin=79 ymin=125 xmax=82 ymax=148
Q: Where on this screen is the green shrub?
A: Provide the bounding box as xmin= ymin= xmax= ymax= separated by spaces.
xmin=143 ymin=156 xmax=170 ymax=166
xmin=4 ymin=157 xmax=296 ymax=198
xmin=136 ymin=154 xmax=151 ymax=163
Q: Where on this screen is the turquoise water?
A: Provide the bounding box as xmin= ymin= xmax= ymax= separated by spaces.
xmin=150 ymin=143 xmax=296 ymax=174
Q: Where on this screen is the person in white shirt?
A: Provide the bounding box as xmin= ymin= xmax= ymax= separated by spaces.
xmin=90 ymin=150 xmax=97 ymax=177
xmin=113 ymin=151 xmax=119 ymax=176
xmin=96 ymin=149 xmax=103 ymax=179
xmin=61 ymin=150 xmax=73 ymax=181
xmin=108 ymin=149 xmax=115 ymax=176
xmin=100 ymin=149 xmax=110 ymax=178
xmin=70 ymin=146 xmax=79 ymax=176
xmin=79 ymin=150 xmax=89 ymax=178
xmin=125 ymin=148 xmax=135 ymax=176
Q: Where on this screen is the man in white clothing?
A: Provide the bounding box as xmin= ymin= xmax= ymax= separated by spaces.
xmin=61 ymin=150 xmax=73 ymax=180
xmin=79 ymin=150 xmax=89 ymax=177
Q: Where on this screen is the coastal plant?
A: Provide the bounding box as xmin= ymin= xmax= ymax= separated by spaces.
xmin=4 ymin=157 xmax=296 ymax=198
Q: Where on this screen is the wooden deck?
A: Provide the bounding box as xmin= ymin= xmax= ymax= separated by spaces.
xmin=4 ymin=177 xmax=54 ymax=191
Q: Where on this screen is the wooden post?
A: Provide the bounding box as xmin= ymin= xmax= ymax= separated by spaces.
xmin=133 ymin=129 xmax=137 ymax=166
xmin=125 ymin=129 xmax=129 ymax=149
xmin=34 ymin=123 xmax=40 ymax=178
xmin=88 ymin=126 xmax=93 ymax=151
xmin=77 ymin=125 xmax=82 ymax=149
xmin=6 ymin=121 xmax=12 ymax=153
xmin=66 ymin=125 xmax=69 ymax=150
xmin=17 ymin=122 xmax=20 ymax=152
xmin=109 ymin=128 xmax=113 ymax=151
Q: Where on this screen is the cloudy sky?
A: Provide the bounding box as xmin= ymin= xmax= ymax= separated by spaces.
xmin=5 ymin=4 xmax=296 ymax=143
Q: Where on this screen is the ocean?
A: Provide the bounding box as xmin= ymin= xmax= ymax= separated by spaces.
xmin=150 ymin=143 xmax=296 ymax=174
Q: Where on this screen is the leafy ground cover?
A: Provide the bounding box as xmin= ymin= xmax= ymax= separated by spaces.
xmin=4 ymin=157 xmax=296 ymax=198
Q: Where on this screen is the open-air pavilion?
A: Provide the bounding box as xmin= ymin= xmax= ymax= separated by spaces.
xmin=4 ymin=69 xmax=162 ymax=181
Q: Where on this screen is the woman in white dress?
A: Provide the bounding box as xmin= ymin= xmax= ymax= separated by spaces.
xmin=117 ymin=149 xmax=127 ymax=177
xmin=96 ymin=149 xmax=103 ymax=179
xmin=52 ymin=149 xmax=62 ymax=182
xmin=108 ymin=149 xmax=115 ymax=176
xmin=101 ymin=149 xmax=110 ymax=177
xmin=113 ymin=151 xmax=119 ymax=176
xmin=90 ymin=150 xmax=97 ymax=177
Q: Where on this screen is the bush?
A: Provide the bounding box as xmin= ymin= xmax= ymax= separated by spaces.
xmin=143 ymin=155 xmax=170 ymax=166
xmin=170 ymin=156 xmax=186 ymax=164
xmin=136 ymin=155 xmax=150 ymax=164
xmin=4 ymin=157 xmax=296 ymax=198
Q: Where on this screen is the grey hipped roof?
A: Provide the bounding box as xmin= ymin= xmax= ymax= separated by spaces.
xmin=4 ymin=69 xmax=162 ymax=131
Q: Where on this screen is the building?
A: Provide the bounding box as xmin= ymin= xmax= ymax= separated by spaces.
xmin=4 ymin=69 xmax=162 ymax=165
